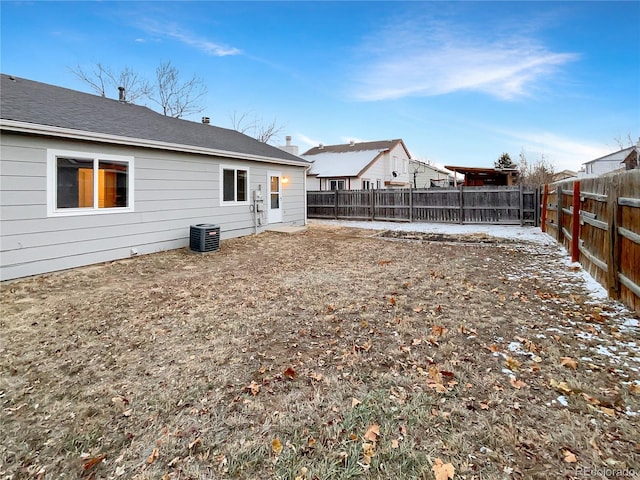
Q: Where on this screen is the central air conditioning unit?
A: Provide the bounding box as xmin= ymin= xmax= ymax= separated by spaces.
xmin=189 ymin=224 xmax=220 ymax=253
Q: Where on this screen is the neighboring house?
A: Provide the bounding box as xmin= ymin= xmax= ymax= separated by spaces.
xmin=444 ymin=165 xmax=520 ymax=186
xmin=0 ymin=74 xmax=310 ymax=280
xmin=552 ymin=170 xmax=577 ymax=182
xmin=303 ymin=139 xmax=412 ymax=190
xmin=582 ymin=141 xmax=639 ymax=175
xmin=409 ymin=159 xmax=455 ymax=188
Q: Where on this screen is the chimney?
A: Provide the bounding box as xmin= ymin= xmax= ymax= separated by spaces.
xmin=202 ymin=117 xmax=210 ymax=124
xmin=279 ymin=135 xmax=299 ymax=155
xmin=319 ymin=143 xmax=324 ymax=149
xmin=350 ymin=140 xmax=355 ymax=146
xmin=118 ymin=86 xmax=126 ymax=102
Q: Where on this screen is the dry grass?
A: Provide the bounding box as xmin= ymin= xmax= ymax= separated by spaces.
xmin=1 ymin=224 xmax=638 ymax=479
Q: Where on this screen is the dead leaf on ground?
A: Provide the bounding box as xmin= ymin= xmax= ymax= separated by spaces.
xmin=82 ymin=454 xmax=105 ymax=471
xmin=245 ymin=381 xmax=260 ymax=396
xmin=560 ymin=357 xmax=578 ymax=369
xmin=362 ymin=442 xmax=375 ymax=464
xmin=505 ymin=356 xmax=522 ymax=371
xmin=510 ymin=377 xmax=526 ymax=389
xmin=283 ymin=367 xmax=297 ymax=380
xmin=351 ymin=397 xmax=361 ymax=408
xmin=364 ymin=424 xmax=380 ymax=442
xmin=147 ymin=448 xmax=159 ymax=464
xmin=272 ymin=437 xmax=283 ymax=455
xmin=600 ymin=406 xmax=616 ymax=417
xmin=550 ymin=378 xmax=573 ymax=394
xmin=563 ymin=449 xmax=577 ymax=463
xmin=432 ymin=457 xmax=455 ymax=480
xmin=432 ymin=324 xmax=447 ymax=336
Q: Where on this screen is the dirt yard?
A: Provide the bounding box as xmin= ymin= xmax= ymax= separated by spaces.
xmin=1 ymin=224 xmax=638 ymax=479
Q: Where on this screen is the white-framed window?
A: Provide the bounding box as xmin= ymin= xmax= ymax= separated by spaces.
xmin=47 ymin=149 xmax=134 ymax=217
xmin=402 ymin=159 xmax=408 ymax=174
xmin=392 ymin=156 xmax=398 ymax=172
xmin=376 ymin=179 xmax=381 ymax=189
xmin=362 ymin=179 xmax=372 ymax=190
xmin=221 ymin=165 xmax=249 ymax=204
xmin=329 ymin=179 xmax=346 ymax=190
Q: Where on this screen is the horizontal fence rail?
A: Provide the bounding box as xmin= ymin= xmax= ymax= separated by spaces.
xmin=541 ymin=170 xmax=640 ymax=313
xmin=308 ymin=186 xmax=540 ymax=226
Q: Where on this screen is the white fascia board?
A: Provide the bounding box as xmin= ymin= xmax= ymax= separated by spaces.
xmin=0 ymin=119 xmax=308 ymax=167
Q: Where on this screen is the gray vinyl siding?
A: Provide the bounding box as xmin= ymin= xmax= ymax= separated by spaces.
xmin=0 ymin=133 xmax=307 ymax=280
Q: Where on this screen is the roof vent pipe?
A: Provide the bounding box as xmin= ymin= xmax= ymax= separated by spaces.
xmin=202 ymin=117 xmax=210 ymax=124
xmin=118 ymin=86 xmax=125 ymax=102
xmin=286 ymin=135 xmax=292 ymax=146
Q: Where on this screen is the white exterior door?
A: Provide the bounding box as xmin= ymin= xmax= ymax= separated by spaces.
xmin=267 ymin=171 xmax=282 ymax=224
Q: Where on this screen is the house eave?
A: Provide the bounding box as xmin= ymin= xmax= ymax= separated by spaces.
xmin=0 ymin=119 xmax=309 ymax=167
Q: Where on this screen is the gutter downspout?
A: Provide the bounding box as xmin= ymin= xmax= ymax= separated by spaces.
xmin=304 ymin=165 xmax=311 ymax=226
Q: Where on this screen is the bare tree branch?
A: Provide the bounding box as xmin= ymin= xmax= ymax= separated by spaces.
xmin=229 ymin=110 xmax=285 ymax=144
xmin=69 ymin=61 xmax=205 ymax=117
xmin=518 ymin=148 xmax=556 ymax=186
xmin=149 ymin=60 xmax=207 ymax=118
xmin=70 ymin=63 xmax=110 ymax=97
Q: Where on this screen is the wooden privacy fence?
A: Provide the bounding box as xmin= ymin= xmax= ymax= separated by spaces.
xmin=542 ymin=170 xmax=640 ymax=313
xmin=308 ymin=186 xmax=540 ymax=226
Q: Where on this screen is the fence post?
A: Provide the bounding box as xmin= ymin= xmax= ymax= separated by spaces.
xmin=519 ymin=183 xmax=525 ymax=227
xmin=541 ymin=184 xmax=548 ymax=232
xmin=557 ymin=186 xmax=564 ymax=244
xmin=606 ymin=176 xmax=621 ymax=298
xmin=459 ymin=186 xmax=464 ymax=224
xmin=571 ymin=181 xmax=581 ymax=263
xmin=369 ymin=188 xmax=376 ymax=222
xmin=409 ymin=186 xmax=413 ymax=222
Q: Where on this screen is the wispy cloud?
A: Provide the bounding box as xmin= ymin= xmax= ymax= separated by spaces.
xmin=499 ymin=129 xmax=611 ymax=170
xmin=138 ymin=20 xmax=240 ymax=56
xmin=164 ymin=29 xmax=241 ymax=56
xmin=351 ymin=16 xmax=578 ymax=101
xmin=340 ymin=136 xmax=368 ymax=144
xmin=298 ymin=133 xmax=323 ymax=149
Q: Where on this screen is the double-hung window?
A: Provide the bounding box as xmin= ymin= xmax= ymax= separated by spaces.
xmin=47 ymin=149 xmax=134 ymax=216
xmin=221 ymin=166 xmax=249 ymax=204
xmin=329 ymin=179 xmax=345 ymax=190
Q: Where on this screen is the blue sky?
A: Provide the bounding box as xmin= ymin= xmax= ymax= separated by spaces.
xmin=2 ymin=1 xmax=639 ymax=172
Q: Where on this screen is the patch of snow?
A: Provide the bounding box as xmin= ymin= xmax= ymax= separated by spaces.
xmin=576 ymin=332 xmax=596 ymax=341
xmin=507 ymin=342 xmax=524 ymax=354
xmin=310 ymin=219 xmax=555 ymax=245
xmin=621 ymin=318 xmax=639 ymax=331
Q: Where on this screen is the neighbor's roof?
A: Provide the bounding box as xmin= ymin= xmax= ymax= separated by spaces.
xmin=583 ymin=146 xmax=636 ymax=166
xmin=0 ymin=74 xmax=309 ymax=166
xmin=302 ymin=139 xmax=409 ymax=177
xmin=444 ymin=165 xmax=519 ymax=175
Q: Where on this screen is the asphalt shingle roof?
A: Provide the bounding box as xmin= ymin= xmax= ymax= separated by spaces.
xmin=302 ymin=139 xmax=402 ymax=156
xmin=0 ymin=74 xmax=308 ymax=165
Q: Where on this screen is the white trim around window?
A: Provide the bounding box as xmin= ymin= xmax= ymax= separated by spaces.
xmin=47 ymin=149 xmax=134 ymax=217
xmin=220 ymin=164 xmax=250 ymax=205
